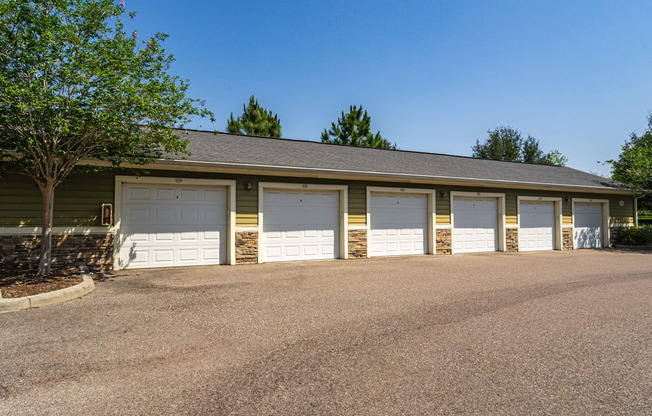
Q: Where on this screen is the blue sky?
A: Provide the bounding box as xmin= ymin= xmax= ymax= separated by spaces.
xmin=125 ymin=0 xmax=652 ymax=175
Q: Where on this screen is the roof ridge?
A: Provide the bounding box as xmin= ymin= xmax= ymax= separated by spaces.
xmin=177 ymin=127 xmax=570 ymax=169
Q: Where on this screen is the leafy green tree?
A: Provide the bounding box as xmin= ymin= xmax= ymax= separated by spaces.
xmin=609 ymin=113 xmax=652 ymax=193
xmin=0 ymin=0 xmax=213 ymax=275
xmin=321 ymin=105 xmax=395 ymax=149
xmin=540 ymin=149 xmax=568 ymax=166
xmin=472 ymin=126 xmax=567 ymax=166
xmin=473 ymin=127 xmax=523 ymax=162
xmin=521 ymin=136 xmax=545 ymax=164
xmin=226 ymin=95 xmax=281 ymax=138
xmin=522 ymin=137 xmax=568 ymax=166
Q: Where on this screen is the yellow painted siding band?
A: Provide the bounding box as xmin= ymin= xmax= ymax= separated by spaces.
xmin=348 ymin=214 xmax=366 ymax=225
xmin=236 ymin=213 xmax=258 ymax=227
xmin=436 ymin=214 xmax=451 ymax=225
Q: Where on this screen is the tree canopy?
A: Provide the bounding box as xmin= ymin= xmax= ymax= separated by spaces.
xmin=609 ymin=113 xmax=652 ymax=193
xmin=321 ymin=105 xmax=395 ymax=149
xmin=472 ymin=126 xmax=567 ymax=166
xmin=0 ymin=0 xmax=213 ymax=274
xmin=226 ymin=95 xmax=281 ymax=138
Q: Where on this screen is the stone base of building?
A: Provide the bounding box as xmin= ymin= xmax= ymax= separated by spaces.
xmin=609 ymin=226 xmax=623 ymax=246
xmin=562 ymin=227 xmax=574 ymax=250
xmin=506 ymin=227 xmax=519 ymax=252
xmin=0 ymin=233 xmax=114 ymax=271
xmin=235 ymin=231 xmax=258 ymax=264
xmin=348 ymin=229 xmax=367 ymax=258
xmin=436 ymin=228 xmax=452 ymax=255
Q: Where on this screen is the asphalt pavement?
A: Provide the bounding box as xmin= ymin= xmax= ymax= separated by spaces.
xmin=1 ymin=249 xmax=650 ymax=415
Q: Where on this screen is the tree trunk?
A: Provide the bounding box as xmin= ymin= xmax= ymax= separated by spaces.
xmin=38 ymin=180 xmax=55 ymax=276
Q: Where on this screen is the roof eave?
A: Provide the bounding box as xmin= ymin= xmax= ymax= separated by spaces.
xmin=78 ymin=158 xmax=637 ymax=195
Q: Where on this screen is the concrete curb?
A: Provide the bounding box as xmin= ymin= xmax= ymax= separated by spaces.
xmin=0 ymin=266 xmax=95 ymax=314
xmin=613 ymin=244 xmax=652 ymax=250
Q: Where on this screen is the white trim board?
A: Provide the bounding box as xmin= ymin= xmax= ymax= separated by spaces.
xmin=347 ymin=224 xmax=367 ymax=231
xmin=113 ymin=175 xmax=237 ymax=270
xmin=450 ymin=191 xmax=507 ymax=254
xmin=235 ymin=226 xmax=258 ymax=232
xmin=0 ymin=226 xmax=113 ymax=236
xmin=257 ymin=182 xmax=349 ymax=264
xmin=517 ymin=196 xmax=563 ymax=250
xmin=366 ymin=186 xmax=437 ymax=257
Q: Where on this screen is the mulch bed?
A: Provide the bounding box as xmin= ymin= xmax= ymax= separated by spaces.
xmin=0 ymin=269 xmax=82 ymax=299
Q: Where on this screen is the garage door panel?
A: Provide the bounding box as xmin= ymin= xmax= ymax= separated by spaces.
xmin=179 ymin=249 xmax=198 ymax=262
xmin=204 ymin=230 xmax=221 ymax=240
xmin=128 ymin=186 xmax=151 ymax=200
xmin=125 ymin=207 xmax=150 ymax=223
xmin=304 ymin=245 xmax=318 ymax=256
xmin=179 ymin=231 xmax=199 ymax=241
xmin=262 ymin=189 xmax=340 ymax=262
xmin=154 ymin=250 xmax=173 ymax=263
xmin=120 ymin=183 xmax=227 ymax=269
xmin=180 ymin=189 xmax=199 ymax=201
xmin=453 ymin=197 xmax=498 ymax=253
xmin=126 ymin=249 xmax=148 ymax=265
xmin=153 ymin=232 xmax=174 ymax=242
xmin=369 ymin=193 xmax=428 ymax=257
xmin=203 ymin=249 xmax=220 ymax=261
xmin=284 ymin=246 xmax=301 ymax=257
xmin=304 ymin=229 xmax=318 ymax=238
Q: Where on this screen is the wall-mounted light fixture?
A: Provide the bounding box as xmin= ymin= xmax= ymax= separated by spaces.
xmin=101 ymin=203 xmax=113 ymax=226
xmin=564 ymin=197 xmax=570 ymax=203
xmin=245 ymin=181 xmax=253 ymax=191
xmin=439 ymin=190 xmax=447 ymax=198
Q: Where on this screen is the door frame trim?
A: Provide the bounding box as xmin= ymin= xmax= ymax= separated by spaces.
xmin=517 ymin=196 xmax=563 ymax=251
xmin=113 ymin=175 xmax=237 ymax=270
xmin=257 ymin=182 xmax=349 ymax=264
xmin=450 ymin=191 xmax=506 ymax=254
xmin=572 ymin=198 xmax=610 ymax=249
xmin=366 ymin=186 xmax=437 ymax=257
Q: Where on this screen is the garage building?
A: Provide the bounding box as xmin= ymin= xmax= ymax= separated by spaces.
xmin=0 ymin=130 xmax=637 ymax=270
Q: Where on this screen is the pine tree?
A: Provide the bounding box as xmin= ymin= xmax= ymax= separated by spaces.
xmin=321 ymin=105 xmax=395 ymax=149
xmin=226 ymin=96 xmax=282 ymax=138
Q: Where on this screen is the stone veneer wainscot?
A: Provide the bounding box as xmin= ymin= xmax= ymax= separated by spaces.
xmin=562 ymin=227 xmax=574 ymax=250
xmin=0 ymin=233 xmax=114 ymax=271
xmin=506 ymin=227 xmax=519 ymax=252
xmin=348 ymin=229 xmax=367 ymax=258
xmin=235 ymin=231 xmax=258 ymax=264
xmin=436 ymin=228 xmax=452 ymax=255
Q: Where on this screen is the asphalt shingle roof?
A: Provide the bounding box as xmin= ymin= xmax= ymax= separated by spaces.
xmin=170 ymin=129 xmax=627 ymax=192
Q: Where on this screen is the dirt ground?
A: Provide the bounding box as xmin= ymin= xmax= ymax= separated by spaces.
xmin=0 ymin=268 xmax=81 ymax=298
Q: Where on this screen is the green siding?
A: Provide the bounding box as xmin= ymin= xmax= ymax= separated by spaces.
xmin=0 ymin=172 xmax=114 ymax=226
xmin=0 ymin=168 xmax=635 ymax=228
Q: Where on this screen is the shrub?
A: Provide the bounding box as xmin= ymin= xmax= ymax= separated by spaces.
xmin=614 ymin=225 xmax=652 ymax=246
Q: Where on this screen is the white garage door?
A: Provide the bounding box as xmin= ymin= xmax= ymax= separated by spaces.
xmin=369 ymin=193 xmax=427 ymax=257
xmin=262 ymin=189 xmax=339 ymax=262
xmin=574 ymin=203 xmax=603 ymax=249
xmin=519 ymin=202 xmax=555 ymax=251
xmin=120 ymin=183 xmax=227 ymax=269
xmin=453 ymin=197 xmax=498 ymax=254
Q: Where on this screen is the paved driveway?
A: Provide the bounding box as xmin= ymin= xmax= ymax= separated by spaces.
xmin=1 ymin=250 xmax=651 ymax=415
